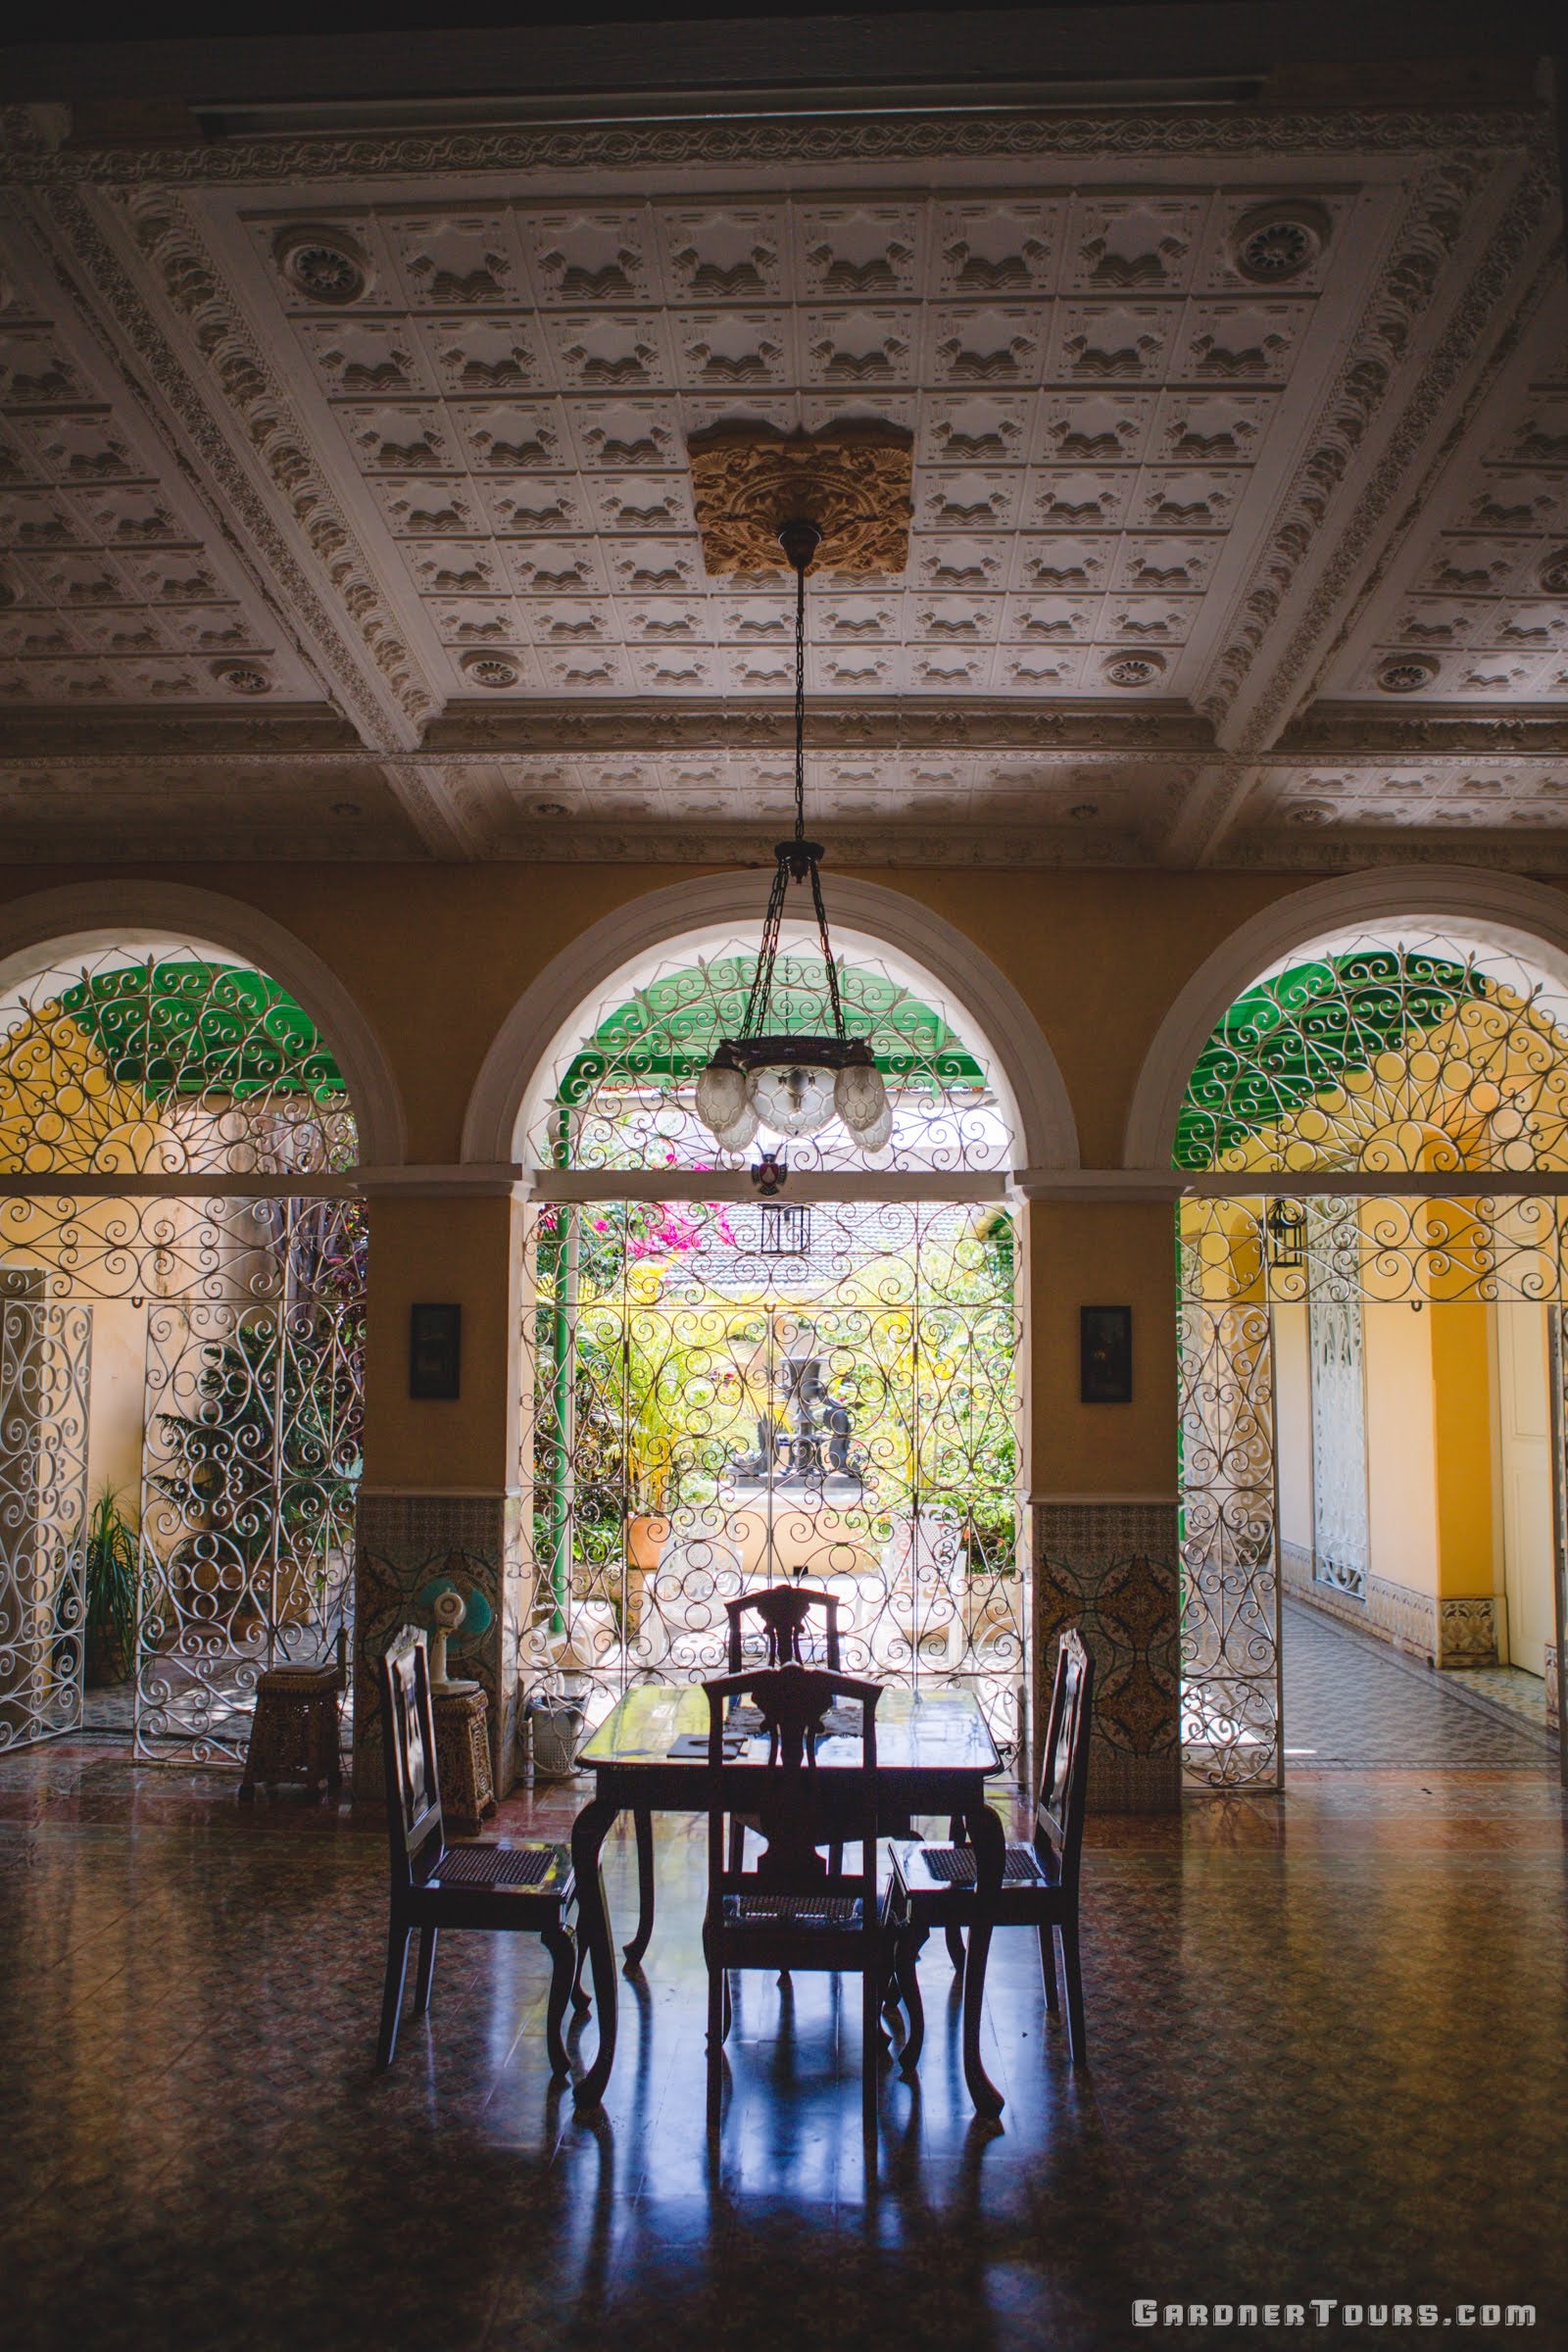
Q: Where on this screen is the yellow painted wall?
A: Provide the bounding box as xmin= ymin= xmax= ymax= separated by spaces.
xmin=1274 ymin=1300 xmax=1311 ymax=1552
xmin=0 ymin=860 xmax=1315 ymax=1171
xmin=1429 ymin=1303 xmax=1497 ymax=1599
xmin=85 ymin=1299 xmax=147 ymax=1509
xmin=1365 ymin=1304 xmax=1441 ymax=1597
xmin=363 ymin=1193 xmax=523 ymax=1491
xmin=1028 ymin=1200 xmax=1177 ymax=1493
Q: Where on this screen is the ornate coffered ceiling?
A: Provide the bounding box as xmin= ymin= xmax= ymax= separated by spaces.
xmin=0 ymin=88 xmax=1562 ymax=867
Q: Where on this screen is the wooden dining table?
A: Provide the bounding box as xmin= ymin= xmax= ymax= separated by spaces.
xmin=568 ymin=1680 xmax=1007 ymax=2114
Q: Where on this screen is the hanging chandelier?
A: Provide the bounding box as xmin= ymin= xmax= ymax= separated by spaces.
xmin=694 ymin=517 xmax=892 ymax=1156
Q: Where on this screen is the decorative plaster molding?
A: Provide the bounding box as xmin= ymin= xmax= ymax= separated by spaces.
xmin=103 ymin=184 xmax=441 ymax=743
xmin=688 ymin=422 xmax=913 ymax=578
xmin=0 ymin=878 xmax=408 ymax=1164
xmin=1123 ymin=864 xmax=1568 ymax=1169
xmin=423 ymin=702 xmax=1215 ymax=757
xmin=1 ymin=104 xmax=1547 ymax=187
xmin=1277 ymin=711 xmax=1568 ymax=758
xmin=460 ymin=870 xmax=1079 ymax=1171
xmin=10 ymin=185 xmax=434 ymax=767
xmin=1230 ymin=180 xmax=1560 ymax=756
xmin=1193 ymin=140 xmax=1557 ymax=760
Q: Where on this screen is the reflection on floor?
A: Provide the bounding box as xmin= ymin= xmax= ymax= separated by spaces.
xmin=4 ymin=1697 xmax=1566 ymax=2350
xmin=1282 ymin=1597 xmax=1554 ymax=1767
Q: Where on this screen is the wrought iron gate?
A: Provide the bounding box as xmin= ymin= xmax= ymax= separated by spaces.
xmin=1179 ymin=1190 xmax=1568 ymax=1788
xmin=1178 ymin=1284 xmax=1281 ymax=1790
xmin=0 ymin=1272 xmax=92 ymax=1752
xmin=0 ymin=1194 xmax=364 ymax=1764
xmin=525 ymin=1195 xmax=1025 ymax=1758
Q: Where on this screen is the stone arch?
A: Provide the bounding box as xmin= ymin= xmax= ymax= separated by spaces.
xmin=0 ymin=879 xmax=407 ymax=1167
xmin=461 ymin=871 xmax=1078 ymax=1171
xmin=1123 ymin=867 xmax=1568 ymax=1172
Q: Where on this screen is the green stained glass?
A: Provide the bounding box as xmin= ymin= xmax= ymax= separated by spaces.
xmin=557 ymin=955 xmax=984 ymax=1108
xmin=1175 ymin=949 xmax=1490 ymax=1170
xmin=59 ymin=961 xmax=346 ymax=1103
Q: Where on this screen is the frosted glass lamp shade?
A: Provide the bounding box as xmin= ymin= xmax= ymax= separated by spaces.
xmin=750 ymin=1062 xmax=838 ymax=1138
xmin=710 ymin=1102 xmax=760 ymax=1152
xmin=695 ymin=1059 xmax=749 ymax=1137
xmin=858 ymin=1098 xmax=894 ymax=1152
xmin=834 ymin=1060 xmax=888 ymax=1136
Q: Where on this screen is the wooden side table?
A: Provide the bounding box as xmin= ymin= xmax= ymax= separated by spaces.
xmin=433 ymin=1681 xmax=496 ymax=1835
xmin=239 ymin=1649 xmax=345 ymax=1802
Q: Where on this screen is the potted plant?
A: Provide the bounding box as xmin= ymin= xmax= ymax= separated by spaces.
xmin=83 ymin=1486 xmax=138 ymax=1687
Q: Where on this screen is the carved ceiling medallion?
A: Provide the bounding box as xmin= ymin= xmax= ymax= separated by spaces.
xmin=1229 ymin=201 xmax=1331 ymax=285
xmin=272 ymin=223 xmax=371 ymax=306
xmin=1377 ymin=654 xmax=1441 ymax=694
xmin=687 ymin=421 xmax=913 ymax=577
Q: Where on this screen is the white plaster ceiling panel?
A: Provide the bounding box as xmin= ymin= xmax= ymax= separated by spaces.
xmin=487 ymin=749 xmax=1153 ymax=837
xmin=225 ymin=179 xmax=1377 ymax=704
xmin=1316 ymin=293 xmax=1568 ymax=708
xmin=1237 ymin=764 xmax=1568 ymax=839
xmin=0 ymin=260 xmax=318 ymax=709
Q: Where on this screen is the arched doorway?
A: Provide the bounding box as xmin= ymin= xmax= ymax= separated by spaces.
xmin=1173 ymin=913 xmax=1568 ymax=1790
xmin=0 ymin=914 xmax=373 ymax=1764
xmin=514 ymin=919 xmax=1031 ymax=1763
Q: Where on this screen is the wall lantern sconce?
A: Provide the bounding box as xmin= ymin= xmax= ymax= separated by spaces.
xmin=1264 ymin=1197 xmax=1307 ymax=1269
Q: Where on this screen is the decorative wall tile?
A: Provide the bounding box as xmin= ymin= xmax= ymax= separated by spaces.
xmin=1035 ymin=1500 xmax=1181 ymax=1813
xmin=353 ymin=1490 xmax=530 ymax=1801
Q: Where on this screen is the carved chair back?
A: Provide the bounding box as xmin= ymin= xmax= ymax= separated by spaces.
xmin=704 ymin=1661 xmax=882 ymax=1906
xmin=1034 ymin=1626 xmax=1095 ymax=1895
xmin=724 ymin=1583 xmax=842 ymax=1673
xmin=378 ymin=1629 xmax=445 ymax=1887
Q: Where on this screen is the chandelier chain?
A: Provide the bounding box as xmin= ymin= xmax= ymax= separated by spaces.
xmin=737 ymin=534 xmax=846 ymax=1043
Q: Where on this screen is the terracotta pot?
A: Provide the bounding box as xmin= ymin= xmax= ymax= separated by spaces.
xmin=626 ymin=1512 xmax=668 ymax=1572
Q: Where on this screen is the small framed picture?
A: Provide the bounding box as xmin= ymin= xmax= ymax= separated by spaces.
xmin=409 ymin=1302 xmax=462 ymax=1400
xmin=1080 ymin=1304 xmax=1132 ymax=1404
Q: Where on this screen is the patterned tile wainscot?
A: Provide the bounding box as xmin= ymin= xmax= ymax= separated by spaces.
xmin=353 ymin=1492 xmax=529 ymax=1801
xmin=1035 ymin=1499 xmax=1180 ymax=1812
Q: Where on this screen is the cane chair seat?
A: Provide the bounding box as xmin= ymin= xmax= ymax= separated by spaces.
xmin=430 ymin=1843 xmax=572 ymax=1895
xmin=898 ymin=1842 xmax=1054 ymax=1892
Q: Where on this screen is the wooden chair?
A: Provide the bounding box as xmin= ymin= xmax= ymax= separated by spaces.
xmin=723 ymin=1581 xmax=842 ymax=1672
xmin=887 ymin=1625 xmax=1095 ymax=2070
xmin=622 ymin=1582 xmax=847 ymax=1960
xmin=375 ymin=1628 xmax=588 ymax=2073
xmin=722 ymin=1583 xmax=843 ymax=1875
xmin=701 ymin=1659 xmax=889 ymax=2135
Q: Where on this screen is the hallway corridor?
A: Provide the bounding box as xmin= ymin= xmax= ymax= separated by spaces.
xmin=1281 ymin=1598 xmax=1556 ymax=1768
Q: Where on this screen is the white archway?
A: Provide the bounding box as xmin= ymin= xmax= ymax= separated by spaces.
xmin=0 ymin=880 xmax=407 ymax=1167
xmin=462 ymin=872 xmax=1077 ymax=1172
xmin=1123 ymin=867 xmax=1568 ymax=1172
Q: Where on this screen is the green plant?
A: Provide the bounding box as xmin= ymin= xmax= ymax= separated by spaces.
xmin=83 ymin=1486 xmax=138 ymax=1686
xmin=148 ymin=1315 xmax=361 ymax=1618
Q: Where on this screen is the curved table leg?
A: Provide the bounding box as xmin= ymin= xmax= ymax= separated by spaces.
xmin=571 ymin=1793 xmax=621 ymax=2109
xmin=959 ymin=1797 xmax=1005 ymax=2118
xmin=623 ymin=1804 xmax=656 ymax=1971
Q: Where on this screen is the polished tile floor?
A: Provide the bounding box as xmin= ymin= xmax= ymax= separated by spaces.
xmin=1280 ymin=1597 xmax=1554 ymax=1765
xmin=4 ymin=1615 xmax=1566 ymax=2352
